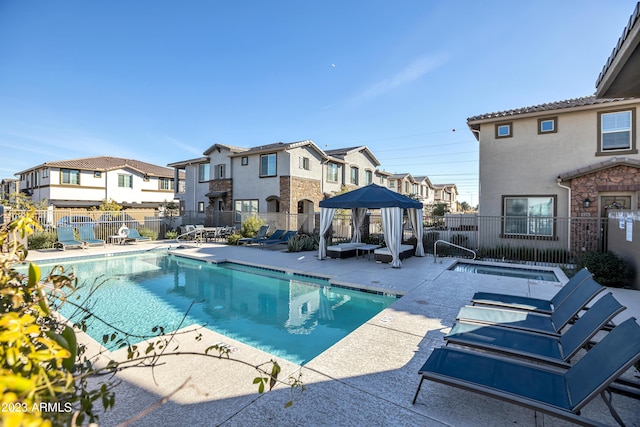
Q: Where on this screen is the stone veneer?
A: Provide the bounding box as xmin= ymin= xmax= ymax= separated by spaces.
xmin=205 ymin=179 xmax=233 ymax=224
xmin=569 ymin=165 xmax=640 ymax=217
xmin=280 ymin=176 xmax=322 ymax=213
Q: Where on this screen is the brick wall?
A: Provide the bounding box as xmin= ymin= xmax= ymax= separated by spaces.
xmin=289 ymin=176 xmax=322 ymax=212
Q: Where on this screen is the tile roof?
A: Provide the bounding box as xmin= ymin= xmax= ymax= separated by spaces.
xmin=19 ymin=156 xmax=178 ymax=177
xmin=558 ymin=156 xmax=640 ymax=181
xmin=466 ymin=96 xmax=629 ymax=123
xmin=324 ymin=146 xmax=364 ymax=156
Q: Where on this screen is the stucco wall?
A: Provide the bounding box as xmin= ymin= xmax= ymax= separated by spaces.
xmin=478 ymin=99 xmax=640 ymax=217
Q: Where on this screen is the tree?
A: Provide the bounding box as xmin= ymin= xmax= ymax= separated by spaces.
xmin=459 ymin=201 xmax=471 ymax=212
xmin=431 ymin=202 xmax=450 ymax=217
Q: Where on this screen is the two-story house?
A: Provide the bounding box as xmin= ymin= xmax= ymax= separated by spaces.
xmin=467 ymin=96 xmax=640 ymax=252
xmin=169 ymin=141 xmax=384 ymax=227
xmin=387 ymin=173 xmax=437 ymax=211
xmin=433 ymin=183 xmax=458 ymax=213
xmin=16 ymin=156 xmax=183 ymax=208
xmin=1 ymin=178 xmax=19 ymax=201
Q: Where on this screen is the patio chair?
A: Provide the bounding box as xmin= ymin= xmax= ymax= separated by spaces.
xmin=456 ymin=277 xmax=604 ymax=335
xmin=54 ymin=227 xmax=85 ymax=251
xmin=259 ymin=230 xmax=297 ymax=247
xmin=124 ymin=228 xmax=152 ymax=243
xmin=446 ymin=293 xmax=625 ymax=367
xmin=78 ymin=224 xmax=105 ymax=247
xmin=237 ymin=225 xmax=270 ymax=245
xmin=413 ymin=317 xmax=640 ymax=427
xmin=471 ymin=268 xmax=592 ymax=314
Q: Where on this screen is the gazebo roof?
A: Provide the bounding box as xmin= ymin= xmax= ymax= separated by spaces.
xmin=319 ymin=184 xmax=422 ymax=209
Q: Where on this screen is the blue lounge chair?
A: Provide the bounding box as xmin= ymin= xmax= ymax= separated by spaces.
xmin=456 ymin=277 xmax=603 ymax=335
xmin=78 ymin=224 xmax=105 ymax=247
xmin=413 ymin=317 xmax=640 ymax=427
xmin=124 ymin=228 xmax=151 ymax=243
xmin=237 ymin=225 xmax=271 ymax=245
xmin=446 ymin=293 xmax=625 ymax=366
xmin=54 ymin=227 xmax=85 ymax=251
xmin=471 ymin=268 xmax=592 ymax=314
xmin=259 ymin=230 xmax=297 ymax=247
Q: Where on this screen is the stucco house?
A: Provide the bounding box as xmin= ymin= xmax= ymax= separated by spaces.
xmin=387 ymin=173 xmax=436 ymax=211
xmin=16 ymin=156 xmax=183 ymax=208
xmin=0 ymin=178 xmax=19 ymax=201
xmin=432 ymin=183 xmax=458 ymax=213
xmin=169 ymin=141 xmax=386 ymax=226
xmin=467 ymin=96 xmax=640 ymax=253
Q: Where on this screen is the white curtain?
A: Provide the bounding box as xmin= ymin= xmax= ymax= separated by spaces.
xmin=318 ymin=207 xmax=336 ymax=259
xmin=350 ymin=208 xmax=367 ymax=243
xmin=381 ymin=207 xmax=403 ymax=268
xmin=408 ymin=208 xmax=425 ymax=256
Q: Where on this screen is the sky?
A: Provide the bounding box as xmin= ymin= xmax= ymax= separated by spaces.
xmin=0 ymin=0 xmax=638 ymax=206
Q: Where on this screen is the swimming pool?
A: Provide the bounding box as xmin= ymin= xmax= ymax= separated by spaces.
xmin=33 ymin=252 xmax=397 ymax=365
xmin=449 ymin=261 xmax=560 ymax=282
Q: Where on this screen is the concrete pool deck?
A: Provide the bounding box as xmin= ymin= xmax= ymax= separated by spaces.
xmin=27 ymin=242 xmax=640 ymax=427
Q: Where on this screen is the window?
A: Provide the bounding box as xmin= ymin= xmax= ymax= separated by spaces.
xmin=365 ymin=170 xmax=372 ymax=185
xmin=118 ymin=174 xmax=133 ymax=188
xmin=389 ymin=180 xmax=395 ymax=188
xmin=260 ymin=153 xmax=277 ymax=177
xmin=495 ymin=122 xmax=512 ymax=139
xmin=412 ymin=183 xmax=418 ymax=194
xmin=538 ymin=117 xmax=557 ymax=134
xmin=198 ymin=163 xmax=210 ymax=182
xmin=215 ymin=164 xmax=225 ymax=179
xmin=503 ymin=196 xmax=555 ymax=237
xmin=234 ymin=199 xmax=258 ymax=222
xmin=94 ymin=171 xmax=102 ymax=178
xmin=350 ymin=167 xmax=359 ymax=185
xmin=326 ymin=163 xmax=338 ymax=182
xmin=405 ymin=182 xmax=409 ymax=193
xmin=61 ymin=169 xmax=80 ymax=185
xmin=241 ymin=156 xmax=248 ymax=166
xmin=42 ymin=168 xmax=49 ymax=178
xmin=299 ymin=156 xmax=310 ymax=170
xmin=598 ymin=109 xmax=635 ymax=153
xmin=379 ymin=175 xmax=385 ymax=184
xmin=198 ymin=201 xmax=205 ymax=213
xmin=159 ymin=177 xmax=174 ymax=190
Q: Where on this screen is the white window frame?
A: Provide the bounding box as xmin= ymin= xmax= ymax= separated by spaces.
xmin=260 ymin=153 xmax=277 ymax=177
xmin=198 ymin=163 xmax=210 ymax=182
xmin=61 ymin=169 xmax=80 ymax=185
xmin=503 ymin=196 xmax=555 ymax=237
xmin=118 ymin=174 xmax=133 ymax=188
xmin=601 ymin=110 xmax=632 ymax=151
xmin=326 ymin=163 xmax=338 ymax=182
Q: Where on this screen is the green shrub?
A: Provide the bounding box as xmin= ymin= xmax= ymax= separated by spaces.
xmin=138 ymin=227 xmax=157 ymax=240
xmin=227 ymin=233 xmax=242 ymax=245
xmin=164 ymin=230 xmax=178 ymax=239
xmin=241 ymin=216 xmax=264 ymax=238
xmin=28 ymin=231 xmax=58 ymax=249
xmin=576 ymin=251 xmax=634 ymax=288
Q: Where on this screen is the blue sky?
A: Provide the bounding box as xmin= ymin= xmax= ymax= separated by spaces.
xmin=0 ymin=0 xmax=637 ymax=205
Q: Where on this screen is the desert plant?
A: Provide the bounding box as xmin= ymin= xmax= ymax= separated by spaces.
xmin=164 ymin=230 xmax=178 ymax=240
xmin=576 ymin=251 xmax=634 ymax=288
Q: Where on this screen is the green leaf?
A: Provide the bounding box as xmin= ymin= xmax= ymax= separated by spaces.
xmin=284 ymin=401 xmax=293 ymax=408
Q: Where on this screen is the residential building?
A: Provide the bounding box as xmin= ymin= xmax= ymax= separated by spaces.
xmin=16 ymin=156 xmax=183 ymax=208
xmin=387 ymin=173 xmax=435 ymax=211
xmin=1 ymin=178 xmax=19 ymax=201
xmin=432 ymin=184 xmax=458 ymax=213
xmin=169 ymin=141 xmax=386 ymax=225
xmin=467 ymin=96 xmax=640 ymax=252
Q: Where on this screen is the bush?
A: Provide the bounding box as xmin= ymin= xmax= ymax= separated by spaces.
xmin=164 ymin=230 xmax=178 ymax=239
xmin=28 ymin=231 xmax=58 ymax=249
xmin=227 ymin=233 xmax=242 ymax=245
xmin=576 ymin=251 xmax=634 ymax=288
xmin=138 ymin=227 xmax=157 ymax=240
xmin=240 ymin=216 xmax=264 ymax=238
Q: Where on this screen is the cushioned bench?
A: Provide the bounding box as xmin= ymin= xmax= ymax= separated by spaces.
xmin=326 ymin=242 xmax=366 ymax=259
xmin=374 ymin=244 xmax=414 ymax=263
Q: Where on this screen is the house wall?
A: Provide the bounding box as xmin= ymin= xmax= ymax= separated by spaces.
xmin=477 ymin=100 xmax=640 ymax=218
xmin=232 ymin=151 xmax=285 ymax=212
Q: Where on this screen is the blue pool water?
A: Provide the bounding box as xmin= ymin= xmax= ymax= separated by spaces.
xmin=449 ymin=261 xmax=560 ymax=282
xmin=31 ymin=253 xmax=397 ymax=364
